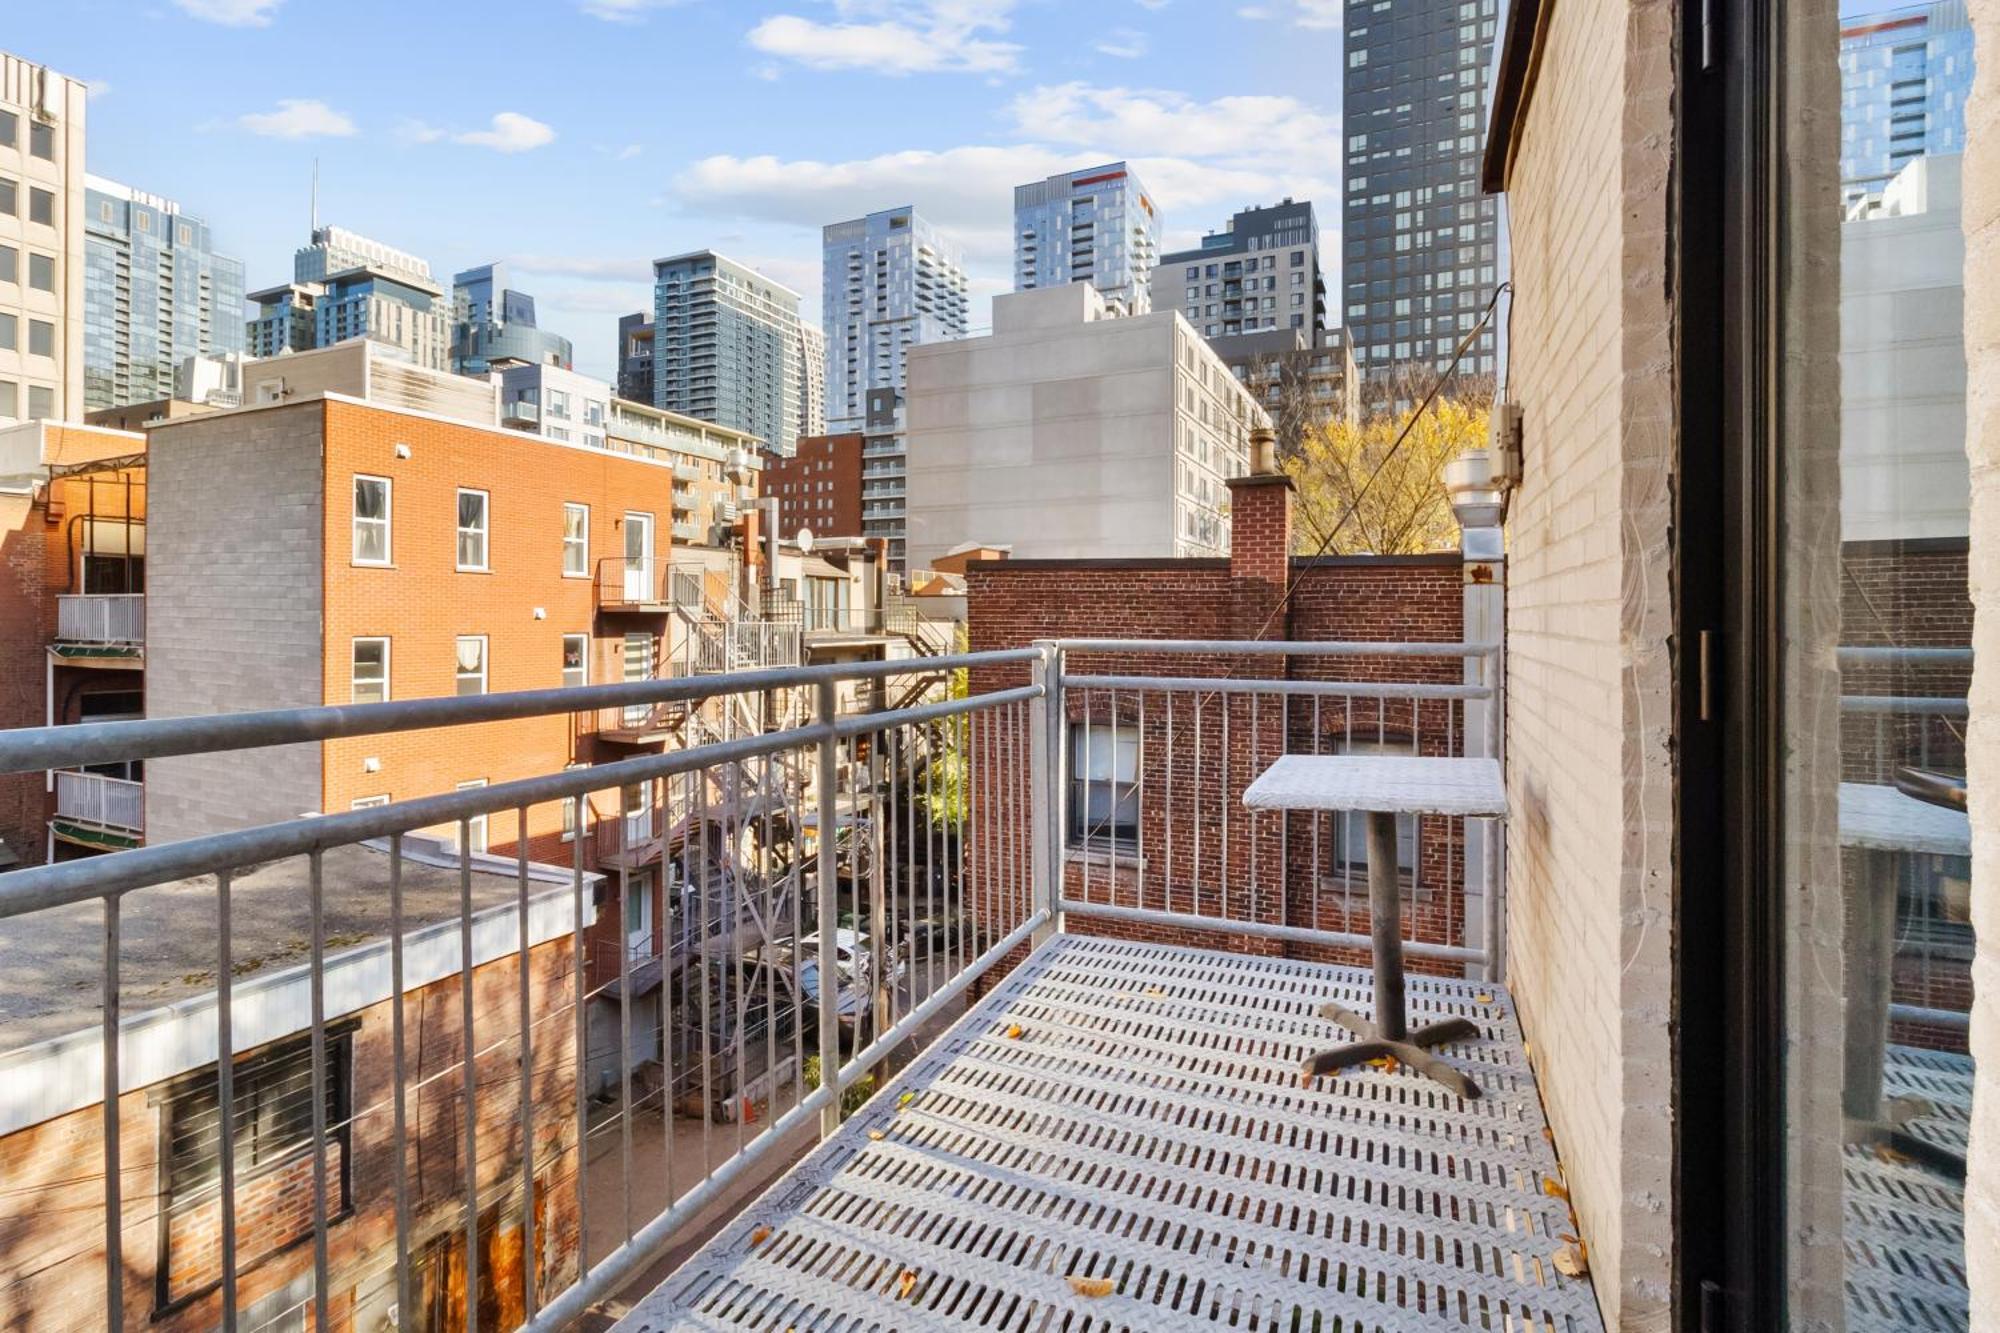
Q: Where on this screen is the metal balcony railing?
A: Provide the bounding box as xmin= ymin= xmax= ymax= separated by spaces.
xmin=56 ymin=594 xmax=145 ymax=647
xmin=594 ymin=556 xmax=670 ymax=610
xmin=0 ymin=637 xmax=1506 ymax=1332
xmin=53 ymin=770 xmax=144 ymax=833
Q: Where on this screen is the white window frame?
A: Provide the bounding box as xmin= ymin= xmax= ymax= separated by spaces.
xmin=456 ymin=779 xmax=489 ymax=855
xmin=350 ymin=636 xmax=390 ymax=704
xmin=562 ymin=633 xmax=589 ymax=690
xmin=455 ymin=635 xmax=488 ymax=696
xmin=456 ymin=488 xmax=490 ymax=572
xmin=624 ymin=866 xmax=654 ymax=958
xmin=561 ymin=762 xmax=589 ymax=843
xmin=562 ymin=502 xmax=589 ymax=578
xmin=351 ymin=794 xmax=390 ymax=810
xmin=352 ymin=475 xmax=392 ymax=567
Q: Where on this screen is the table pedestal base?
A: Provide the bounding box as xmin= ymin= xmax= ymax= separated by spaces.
xmin=1303 ymin=1004 xmax=1484 ymax=1098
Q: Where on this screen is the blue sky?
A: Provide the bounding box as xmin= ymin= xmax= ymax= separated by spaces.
xmin=12 ymin=0 xmax=1348 ymax=379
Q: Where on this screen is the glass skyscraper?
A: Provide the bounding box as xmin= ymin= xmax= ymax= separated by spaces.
xmin=1838 ymin=0 xmax=1972 ymax=205
xmin=450 ymin=261 xmax=572 ymax=376
xmin=1012 ymin=163 xmax=1158 ymax=316
xmin=823 ymin=206 xmax=967 ymax=429
xmin=1340 ymin=0 xmax=1501 ymax=374
xmin=652 ymin=250 xmax=806 ymax=455
xmin=82 ymin=175 xmax=244 ymax=412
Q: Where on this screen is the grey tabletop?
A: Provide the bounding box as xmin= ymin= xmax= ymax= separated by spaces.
xmin=1241 ymin=754 xmax=1508 ymax=817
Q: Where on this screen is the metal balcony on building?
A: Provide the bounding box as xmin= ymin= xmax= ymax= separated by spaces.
xmin=53 ymin=594 xmax=145 ymax=664
xmin=50 ymin=770 xmax=143 ymax=852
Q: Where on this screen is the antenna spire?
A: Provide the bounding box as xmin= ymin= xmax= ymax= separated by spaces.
xmin=310 ymin=157 xmax=319 ymax=236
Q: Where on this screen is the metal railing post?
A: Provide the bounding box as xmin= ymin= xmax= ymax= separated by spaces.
xmin=814 ymin=677 xmax=842 ymax=1139
xmin=1030 ymin=641 xmax=1064 ymax=944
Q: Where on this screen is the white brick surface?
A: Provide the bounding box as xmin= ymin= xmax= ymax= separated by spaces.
xmin=1499 ymin=0 xmax=1676 ymax=1326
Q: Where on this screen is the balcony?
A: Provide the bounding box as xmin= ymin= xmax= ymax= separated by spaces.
xmin=595 ymin=556 xmax=672 ymax=613
xmin=502 ymin=397 xmax=541 ymax=426
xmin=50 ymin=769 xmax=143 ymax=851
xmin=0 ymin=640 xmax=1603 ymax=1333
xmin=53 ymin=594 xmax=145 ymax=663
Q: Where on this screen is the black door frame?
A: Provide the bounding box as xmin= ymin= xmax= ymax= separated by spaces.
xmin=1676 ymin=0 xmax=1786 ymax=1328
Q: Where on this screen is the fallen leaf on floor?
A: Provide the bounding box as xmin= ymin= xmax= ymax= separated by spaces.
xmin=1542 ymin=1177 xmax=1570 ymax=1201
xmin=1541 ymin=1126 xmax=1555 ymax=1143
xmin=1005 ymin=1023 xmax=1024 ymax=1039
xmin=1553 ymin=1242 xmax=1588 ymax=1278
xmin=1068 ymin=1275 xmax=1116 ymax=1298
xmin=1559 ymin=1232 xmax=1581 ymax=1244
xmin=867 ymin=1129 xmax=886 ymax=1141
xmin=1872 ymin=1142 xmax=1914 ymax=1167
xmin=1299 ymin=1070 xmax=1315 ymax=1088
xmin=898 ymin=1269 xmax=919 ymax=1299
xmin=1474 ymin=992 xmax=1495 ymax=1004
xmin=748 ymin=1225 xmax=772 ymax=1248
xmin=898 ymin=1091 xmax=916 ymax=1108
xmin=1143 ymin=986 xmax=1165 ymax=998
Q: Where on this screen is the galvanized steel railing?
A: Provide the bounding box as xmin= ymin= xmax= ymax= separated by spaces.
xmin=0 ymin=637 xmax=1506 ymax=1331
xmin=56 ymin=593 xmax=146 ymax=646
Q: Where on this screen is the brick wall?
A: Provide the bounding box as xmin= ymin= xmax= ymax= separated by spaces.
xmin=765 ymin=433 xmax=862 ymax=540
xmin=0 ymin=937 xmax=581 ymax=1331
xmin=1497 ymin=0 xmax=1677 ymax=1323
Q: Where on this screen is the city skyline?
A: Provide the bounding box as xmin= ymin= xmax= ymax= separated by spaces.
xmin=9 ymin=0 xmax=1352 ymax=381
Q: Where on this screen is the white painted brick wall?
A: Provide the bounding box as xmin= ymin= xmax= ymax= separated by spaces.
xmin=144 ymin=403 xmax=325 ymax=844
xmin=1500 ymin=0 xmax=1676 ymax=1326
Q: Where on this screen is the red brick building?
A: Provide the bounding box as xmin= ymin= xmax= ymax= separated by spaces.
xmin=763 ymin=433 xmax=861 ymax=540
xmin=964 ymin=457 xmax=1476 ymax=974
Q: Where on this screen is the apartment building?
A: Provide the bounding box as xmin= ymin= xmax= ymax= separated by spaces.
xmin=903 ymin=283 xmax=1265 ymax=567
xmin=797 ymin=320 xmax=825 ymax=442
xmin=765 ymin=430 xmax=862 ymax=540
xmin=81 ymin=175 xmax=244 ymax=413
xmin=822 ymin=206 xmax=968 ymax=429
xmin=605 ymin=395 xmax=760 ymax=548
xmin=616 ymin=310 xmax=654 ymax=402
xmin=652 ymin=250 xmax=807 ymax=456
xmin=497 ymin=360 xmax=610 ymax=450
xmin=1152 ymin=198 xmax=1326 ymax=341
xmin=1013 ymin=162 xmax=1159 ymax=316
xmin=451 ymin=260 xmax=572 ymax=376
xmin=0 ymin=838 xmax=595 ymax=1330
xmin=246 ymin=225 xmax=451 ymax=371
xmin=1341 ymin=0 xmax=1501 ymax=372
xmin=0 ymin=418 xmax=146 ymax=869
xmin=0 ymin=52 xmax=87 ymax=425
xmin=1839 ymin=0 xmax=1971 ymax=204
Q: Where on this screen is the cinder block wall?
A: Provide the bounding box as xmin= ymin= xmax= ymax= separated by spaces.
xmin=1958 ymin=0 xmax=1999 ymax=1315
xmin=1498 ymin=0 xmax=1677 ymax=1324
xmin=144 ymin=403 xmax=325 ymax=843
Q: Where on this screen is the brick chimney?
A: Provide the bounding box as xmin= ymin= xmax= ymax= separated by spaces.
xmin=1226 ymin=425 xmax=1294 ymax=640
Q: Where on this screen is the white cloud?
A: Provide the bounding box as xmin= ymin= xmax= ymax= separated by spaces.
xmin=578 ymin=0 xmax=684 ymax=19
xmin=597 ymin=142 xmax=645 ymax=161
xmin=237 ymin=99 xmax=356 ymax=140
xmin=175 ymin=0 xmax=281 ymax=25
xmin=1293 ymin=0 xmax=1342 ymax=27
xmin=1236 ymin=5 xmax=1273 ymax=17
xmin=1008 ymin=83 xmax=1342 ymax=174
xmin=454 ymin=112 xmax=557 ymax=153
xmin=1133 ymin=0 xmax=1170 ymax=8
xmin=395 ymin=119 xmax=447 ymax=145
xmin=748 ymin=1 xmax=1023 ymax=75
xmin=1095 ymin=27 xmax=1148 ymax=59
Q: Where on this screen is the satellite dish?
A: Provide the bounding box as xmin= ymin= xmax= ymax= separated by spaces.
xmin=797 ymin=527 xmax=815 ymax=553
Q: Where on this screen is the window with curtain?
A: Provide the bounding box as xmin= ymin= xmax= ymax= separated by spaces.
xmin=456 ymin=489 xmax=489 ymax=570
xmin=1069 ymin=722 xmax=1139 ymax=848
xmin=455 ymin=636 xmax=486 ymax=695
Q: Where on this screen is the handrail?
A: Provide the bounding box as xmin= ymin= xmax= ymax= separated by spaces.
xmin=1052 ymin=637 xmax=1501 ymax=657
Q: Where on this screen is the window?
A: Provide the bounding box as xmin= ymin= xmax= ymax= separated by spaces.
xmin=27 ymin=319 xmax=51 ymax=357
xmin=0 ymin=244 xmax=13 ymax=283
xmin=0 ymin=314 xmax=13 ymax=351
xmin=455 ymin=636 xmax=487 ymax=696
xmin=28 ymin=121 xmax=51 ymax=161
xmin=561 ymin=763 xmax=589 ymax=842
xmin=28 ymin=187 xmax=51 ymax=226
xmin=1329 ymin=739 xmax=1418 ymax=876
xmin=350 ymin=638 xmax=389 ymax=704
xmin=352 ymin=476 xmax=391 ymax=565
xmin=624 ymin=866 xmax=654 ymax=957
xmin=1069 ymin=723 xmax=1139 ymax=848
xmin=161 ymin=1033 xmax=351 ymax=1301
xmin=456 ymin=489 xmax=489 ymax=570
xmin=351 ymin=795 xmax=389 ymax=810
xmin=562 ymin=633 xmax=587 ymax=689
xmin=562 ymin=502 xmax=588 ymax=577
xmin=27 ymin=252 xmax=51 ymax=292
xmin=0 ymin=110 xmax=13 ymax=146
xmin=0 ymin=178 xmax=13 ymax=217
xmin=26 ymin=385 xmax=49 ymax=420
xmin=455 ymin=779 xmax=488 ymax=854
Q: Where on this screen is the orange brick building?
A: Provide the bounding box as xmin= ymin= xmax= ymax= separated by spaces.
xmin=0 ymin=419 xmax=148 ymax=868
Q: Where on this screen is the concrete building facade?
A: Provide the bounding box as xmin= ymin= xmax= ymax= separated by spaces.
xmin=246 ymin=226 xmax=450 ymax=372
xmin=652 ymin=250 xmax=806 ymax=456
xmin=616 ymin=311 xmax=653 ymax=403
xmin=1151 ymin=198 xmax=1326 ymax=341
xmin=81 ymin=175 xmax=244 ymax=413
xmin=0 ymin=52 xmax=87 ymax=425
xmin=1012 ymin=162 xmax=1158 ymax=316
xmin=903 ymin=283 xmax=1265 ymax=568
xmin=822 ymin=205 xmax=968 ymax=430
xmin=1839 ymin=0 xmax=1972 ymax=205
xmin=1341 ymin=0 xmax=1500 ymax=373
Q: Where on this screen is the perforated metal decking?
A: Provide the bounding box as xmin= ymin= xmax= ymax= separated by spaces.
xmin=617 ymin=935 xmax=1604 ymax=1332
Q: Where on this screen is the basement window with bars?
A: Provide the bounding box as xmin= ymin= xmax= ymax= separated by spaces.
xmin=155 ymin=1029 xmax=354 ymax=1311
xmin=1070 ymin=722 xmax=1140 ymax=850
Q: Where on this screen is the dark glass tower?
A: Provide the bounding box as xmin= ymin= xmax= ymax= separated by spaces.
xmin=1341 ymin=0 xmax=1502 ymax=376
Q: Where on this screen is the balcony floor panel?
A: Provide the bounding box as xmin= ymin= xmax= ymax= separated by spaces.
xmin=617 ymin=934 xmax=1606 ymax=1332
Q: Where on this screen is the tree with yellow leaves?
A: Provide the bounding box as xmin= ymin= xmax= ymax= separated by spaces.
xmin=1281 ymin=384 xmax=1492 ymax=555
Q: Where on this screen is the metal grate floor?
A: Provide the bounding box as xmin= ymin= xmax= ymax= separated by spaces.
xmin=617 ymin=935 xmax=1605 ymax=1333
xmin=1843 ymin=1044 xmax=1974 ymax=1333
